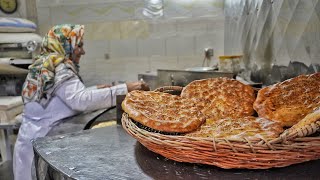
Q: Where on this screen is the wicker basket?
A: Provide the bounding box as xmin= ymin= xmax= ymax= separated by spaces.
xmin=121 ymin=86 xmax=320 ymax=169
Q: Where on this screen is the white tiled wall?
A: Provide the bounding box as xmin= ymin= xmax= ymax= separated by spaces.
xmin=149 ymin=20 xmax=177 ymax=38
xmin=80 ymin=57 xmax=151 ymax=85
xmin=176 ymin=19 xmax=208 ymax=36
xmin=36 ymin=0 xmax=225 ymax=86
xmin=149 ymin=56 xmax=179 ymax=72
xmin=83 ymin=40 xmax=109 ymax=59
xmin=195 ymin=32 xmax=224 ymax=58
xmin=137 ymin=38 xmax=166 ymax=56
xmin=165 ymin=36 xmax=195 ymax=56
xmin=109 ymin=39 xmax=138 ymax=58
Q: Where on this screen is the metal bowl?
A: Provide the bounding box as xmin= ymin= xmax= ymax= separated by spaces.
xmin=185 ymin=67 xmax=215 ymax=72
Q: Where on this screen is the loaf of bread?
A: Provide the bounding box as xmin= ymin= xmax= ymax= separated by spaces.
xmin=254 ymin=73 xmax=320 ymax=127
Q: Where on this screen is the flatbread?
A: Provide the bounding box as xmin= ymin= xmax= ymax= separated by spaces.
xmin=180 ymin=77 xmax=256 ymax=122
xmin=122 ymin=90 xmax=206 ymax=133
xmin=254 ymin=73 xmax=320 ymax=127
xmin=91 ymin=121 xmax=116 ymax=129
xmin=185 ymin=116 xmax=283 ymax=140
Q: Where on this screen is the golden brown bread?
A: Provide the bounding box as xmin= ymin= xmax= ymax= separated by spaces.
xmin=180 ymin=77 xmax=256 ymax=122
xmin=254 ymin=73 xmax=320 ymax=127
xmin=185 ymin=116 xmax=283 ymax=140
xmin=122 ymin=90 xmax=206 ymax=133
xmin=288 ymin=108 xmax=320 ymax=134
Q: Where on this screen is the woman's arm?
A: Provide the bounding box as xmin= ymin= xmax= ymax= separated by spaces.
xmin=54 ymin=77 xmax=128 ymax=112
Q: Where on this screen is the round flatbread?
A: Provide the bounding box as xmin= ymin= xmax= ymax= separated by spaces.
xmin=185 ymin=116 xmax=283 ymax=140
xmin=181 ymin=77 xmax=256 ymax=122
xmin=254 ymin=73 xmax=320 ymax=127
xmin=122 ymin=90 xmax=206 ymax=133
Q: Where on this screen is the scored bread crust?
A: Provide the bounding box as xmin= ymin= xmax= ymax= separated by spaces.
xmin=253 ymin=73 xmax=320 ymax=127
xmin=180 ymin=77 xmax=256 ymax=121
xmin=288 ymin=108 xmax=320 ymax=134
xmin=185 ymin=116 xmax=284 ymax=140
xmin=122 ymin=90 xmax=206 ymax=133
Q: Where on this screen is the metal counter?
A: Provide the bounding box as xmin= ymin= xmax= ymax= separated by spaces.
xmin=33 ymin=125 xmax=320 ymax=180
xmin=138 ymin=69 xmax=235 ymax=91
xmin=46 ymin=107 xmax=115 ymax=137
xmin=157 ymin=69 xmax=234 ymax=87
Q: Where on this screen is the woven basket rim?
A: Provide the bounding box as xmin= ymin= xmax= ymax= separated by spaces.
xmin=122 ymin=113 xmax=320 ymax=169
xmin=122 ymin=112 xmax=320 ymax=147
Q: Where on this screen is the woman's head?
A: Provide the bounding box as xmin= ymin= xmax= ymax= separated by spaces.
xmin=41 ymin=24 xmax=85 ymax=64
xmin=22 ymin=24 xmax=85 ymax=105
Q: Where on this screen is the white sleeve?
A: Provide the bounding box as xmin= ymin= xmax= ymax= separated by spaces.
xmin=54 ymin=77 xmax=128 ymax=112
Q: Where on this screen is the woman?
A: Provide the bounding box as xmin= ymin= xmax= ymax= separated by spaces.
xmin=13 ymin=24 xmax=148 ymax=180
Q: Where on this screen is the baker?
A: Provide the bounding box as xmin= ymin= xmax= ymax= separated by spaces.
xmin=13 ymin=24 xmax=149 ymax=180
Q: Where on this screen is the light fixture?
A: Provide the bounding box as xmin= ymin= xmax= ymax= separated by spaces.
xmin=143 ymin=0 xmax=164 ymax=18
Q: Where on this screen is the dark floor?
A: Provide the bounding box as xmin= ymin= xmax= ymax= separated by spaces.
xmin=0 ymin=160 xmax=13 ymax=180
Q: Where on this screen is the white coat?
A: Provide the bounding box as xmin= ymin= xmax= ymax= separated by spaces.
xmin=13 ymin=76 xmax=128 ymax=180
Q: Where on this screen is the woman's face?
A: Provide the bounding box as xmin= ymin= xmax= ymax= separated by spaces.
xmin=72 ymin=41 xmax=85 ymax=64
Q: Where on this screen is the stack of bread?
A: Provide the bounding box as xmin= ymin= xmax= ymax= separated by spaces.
xmin=122 ymin=72 xmax=320 ymax=141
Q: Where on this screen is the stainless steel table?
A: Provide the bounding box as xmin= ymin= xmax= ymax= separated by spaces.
xmin=33 ymin=125 xmax=320 ymax=180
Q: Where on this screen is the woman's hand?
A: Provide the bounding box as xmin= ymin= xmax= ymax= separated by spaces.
xmin=126 ymin=81 xmax=150 ymax=92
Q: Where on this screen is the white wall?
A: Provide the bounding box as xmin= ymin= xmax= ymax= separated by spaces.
xmin=37 ymin=0 xmax=225 ymax=86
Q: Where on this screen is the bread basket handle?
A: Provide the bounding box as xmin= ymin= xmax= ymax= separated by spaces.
xmin=154 ymin=86 xmax=184 ymax=93
xmin=270 ymin=108 xmax=320 ymax=144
